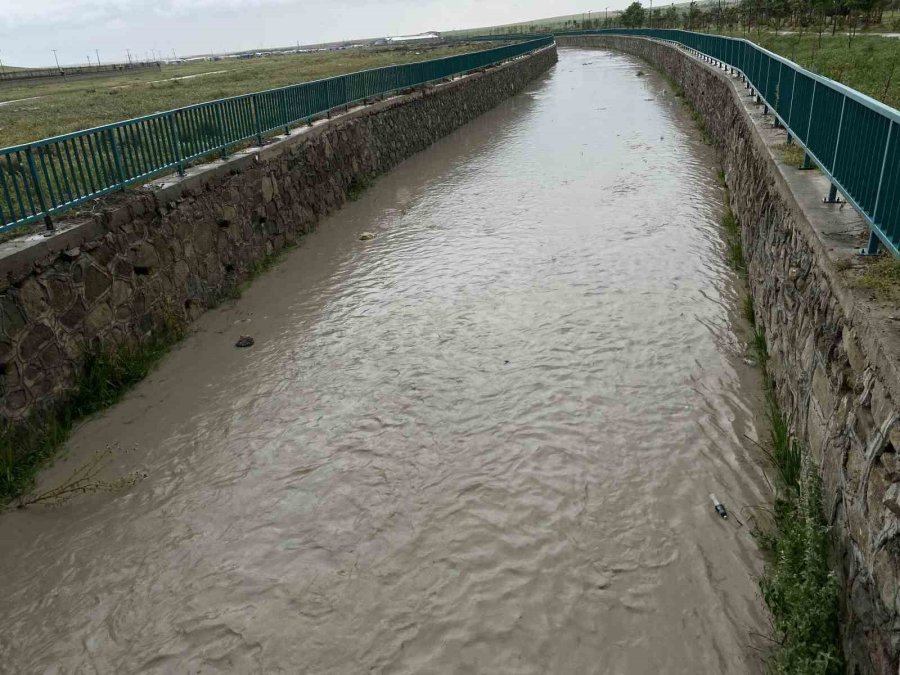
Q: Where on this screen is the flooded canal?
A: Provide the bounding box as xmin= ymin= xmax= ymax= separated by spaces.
xmin=0 ymin=49 xmax=772 ymax=673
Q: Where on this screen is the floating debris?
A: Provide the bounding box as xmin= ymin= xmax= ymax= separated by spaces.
xmin=710 ymin=493 xmax=728 ymax=519
xmin=358 ymin=232 xmax=376 ymax=241
xmin=235 ymin=336 xmax=255 ymax=348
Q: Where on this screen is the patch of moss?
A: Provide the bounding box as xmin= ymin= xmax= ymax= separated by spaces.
xmin=0 ymin=314 xmax=185 ymax=506
xmin=853 ymin=256 xmax=900 ymax=301
xmin=776 ymin=142 xmax=809 ymax=169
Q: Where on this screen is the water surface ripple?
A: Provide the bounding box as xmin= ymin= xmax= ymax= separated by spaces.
xmin=0 ymin=49 xmax=771 ymax=674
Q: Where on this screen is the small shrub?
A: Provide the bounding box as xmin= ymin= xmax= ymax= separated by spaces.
xmin=0 ymin=315 xmax=184 ymax=505
xmin=777 ymin=142 xmax=808 ymax=168
xmin=760 ymin=465 xmax=842 ymax=674
xmin=853 ymin=256 xmax=900 ymax=301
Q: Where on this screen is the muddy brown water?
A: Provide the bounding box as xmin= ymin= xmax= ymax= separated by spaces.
xmin=0 ymin=49 xmax=773 ymax=674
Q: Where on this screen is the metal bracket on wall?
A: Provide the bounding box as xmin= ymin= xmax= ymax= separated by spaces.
xmin=860 ymin=230 xmax=881 ymax=256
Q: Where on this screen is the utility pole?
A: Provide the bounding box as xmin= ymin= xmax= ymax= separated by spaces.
xmin=52 ymin=48 xmax=60 ymax=72
xmin=95 ymin=49 xmax=100 ymax=67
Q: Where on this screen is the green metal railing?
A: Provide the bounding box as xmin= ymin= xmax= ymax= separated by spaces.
xmin=0 ymin=61 xmax=160 ymax=83
xmin=555 ymin=28 xmax=900 ymax=257
xmin=0 ymin=37 xmax=553 ymax=234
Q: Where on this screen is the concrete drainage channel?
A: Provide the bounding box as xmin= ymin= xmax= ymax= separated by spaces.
xmin=0 ymin=44 xmax=558 ymax=427
xmin=1 ymin=32 xmax=897 ymax=672
xmin=556 ymin=34 xmax=900 ymax=673
xmin=0 ymin=43 xmax=560 ymax=535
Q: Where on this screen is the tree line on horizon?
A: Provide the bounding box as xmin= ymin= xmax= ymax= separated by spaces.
xmin=477 ymin=0 xmax=900 ymax=38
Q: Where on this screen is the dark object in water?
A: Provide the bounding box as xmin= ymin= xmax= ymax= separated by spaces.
xmin=235 ymin=336 xmax=255 ymax=348
xmin=710 ymin=493 xmax=728 ymax=519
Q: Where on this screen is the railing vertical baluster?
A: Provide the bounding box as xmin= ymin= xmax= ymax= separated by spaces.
xmin=19 ymin=151 xmax=37 ymax=215
xmin=25 ymin=147 xmax=52 ymax=229
xmin=56 ymin=141 xmax=75 ymax=202
xmin=252 ymin=94 xmax=263 ymax=145
xmin=214 ymin=104 xmax=228 ymax=159
xmin=786 ymin=69 xmax=798 ymax=131
xmin=1 ymin=161 xmax=18 ymax=224
xmin=804 ymin=81 xmax=818 ymax=154
xmin=873 ymin=122 xmax=894 ymax=223
xmin=6 ymin=154 xmax=27 ymax=221
xmin=108 ymin=128 xmax=125 ymax=186
xmin=831 ymin=97 xmax=847 ymax=171
xmin=168 ymin=113 xmax=185 ymax=177
xmin=37 ymin=147 xmax=60 ymax=210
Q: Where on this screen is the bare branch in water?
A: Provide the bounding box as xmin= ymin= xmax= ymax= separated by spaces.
xmin=13 ymin=445 xmax=146 ymax=509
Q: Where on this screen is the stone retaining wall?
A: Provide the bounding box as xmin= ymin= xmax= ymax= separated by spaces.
xmin=0 ymin=45 xmax=557 ymax=425
xmin=558 ymin=35 xmax=900 ymax=673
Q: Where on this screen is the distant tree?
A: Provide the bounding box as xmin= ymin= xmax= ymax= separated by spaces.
xmin=686 ymin=0 xmax=702 ymax=27
xmin=664 ymin=4 xmax=680 ymax=26
xmin=621 ymin=1 xmax=647 ymax=26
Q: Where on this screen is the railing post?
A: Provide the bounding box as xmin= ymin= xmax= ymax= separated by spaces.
xmin=280 ymin=89 xmax=290 ymax=135
xmin=252 ymin=93 xmax=263 ymax=146
xmin=214 ymin=105 xmax=228 ymax=159
xmin=804 ymin=81 xmax=818 ymax=147
xmin=786 ymin=69 xmax=797 ymax=129
xmin=25 ymin=147 xmax=53 ymax=231
xmin=107 ymin=128 xmax=125 ymax=185
xmin=872 ymin=122 xmax=894 ymax=222
xmin=167 ymin=114 xmax=185 ymax=177
xmin=863 ymin=229 xmax=881 ymax=256
xmin=831 ymin=97 xmax=846 ymax=170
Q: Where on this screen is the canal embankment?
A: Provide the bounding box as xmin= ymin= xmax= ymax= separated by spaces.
xmin=557 ymin=34 xmax=900 ymax=674
xmin=0 ymin=44 xmax=558 ymax=497
xmin=0 ymin=49 xmax=774 ymax=672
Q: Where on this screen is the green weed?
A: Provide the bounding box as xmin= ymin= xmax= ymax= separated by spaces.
xmin=722 ymin=207 xmax=745 ymax=273
xmin=761 ymin=463 xmax=842 ymax=674
xmin=0 ymin=43 xmax=494 ymax=148
xmin=346 ymin=175 xmax=373 ymax=201
xmin=777 ymin=142 xmax=809 ymax=169
xmin=743 ymin=297 xmax=842 ymax=672
xmin=0 ymin=314 xmax=185 ymax=506
xmin=853 ymin=255 xmax=900 ymax=301
xmin=719 ymin=167 xmax=842 ymax=670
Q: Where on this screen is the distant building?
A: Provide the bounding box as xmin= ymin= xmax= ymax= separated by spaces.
xmin=385 ymin=32 xmax=440 ymax=43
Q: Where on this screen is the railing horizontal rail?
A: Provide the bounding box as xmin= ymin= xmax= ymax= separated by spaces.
xmin=0 ymin=62 xmax=160 ymax=82
xmin=550 ymin=28 xmax=900 ymax=257
xmin=0 ymin=37 xmax=553 ymax=234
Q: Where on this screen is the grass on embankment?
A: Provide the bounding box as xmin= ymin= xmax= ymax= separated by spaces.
xmin=0 ymin=319 xmax=184 ymax=507
xmin=0 ymin=227 xmax=314 ymax=508
xmin=715 ymin=31 xmax=900 ymax=109
xmin=0 ymin=43 xmax=492 ymax=147
xmin=746 ymin=298 xmax=842 ymax=674
xmin=850 ymin=255 xmax=900 ymax=302
xmin=719 ymin=184 xmax=842 ymax=672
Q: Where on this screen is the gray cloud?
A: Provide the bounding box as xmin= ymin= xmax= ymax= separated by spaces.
xmin=1 ymin=0 xmax=628 ymax=67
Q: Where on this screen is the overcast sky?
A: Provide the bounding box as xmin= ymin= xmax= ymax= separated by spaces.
xmin=1 ymin=0 xmax=630 ymax=67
